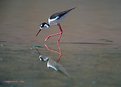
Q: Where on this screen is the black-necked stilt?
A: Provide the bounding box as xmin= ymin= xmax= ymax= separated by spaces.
xmin=36 ymin=7 xmax=75 ymax=62
xmin=39 ymin=55 xmax=70 ymax=77
xmin=36 ymin=7 xmax=75 ymax=37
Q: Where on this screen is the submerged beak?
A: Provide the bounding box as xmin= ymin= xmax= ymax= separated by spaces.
xmin=36 ymin=29 xmax=41 ymax=36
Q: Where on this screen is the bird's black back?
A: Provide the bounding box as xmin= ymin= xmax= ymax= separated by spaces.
xmin=49 ymin=7 xmax=75 ymax=20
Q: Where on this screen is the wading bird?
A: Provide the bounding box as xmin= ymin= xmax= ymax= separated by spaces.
xmin=36 ymin=7 xmax=75 ymax=62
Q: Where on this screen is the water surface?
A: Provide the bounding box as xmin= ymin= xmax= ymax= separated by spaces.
xmin=0 ymin=0 xmax=121 ymax=87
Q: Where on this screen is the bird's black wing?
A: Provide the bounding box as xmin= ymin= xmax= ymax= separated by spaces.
xmin=50 ymin=7 xmax=75 ymax=20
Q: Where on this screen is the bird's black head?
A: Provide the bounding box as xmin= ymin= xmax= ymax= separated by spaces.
xmin=36 ymin=22 xmax=50 ymax=36
xmin=39 ymin=22 xmax=50 ymax=29
xmin=39 ymin=55 xmax=49 ymax=62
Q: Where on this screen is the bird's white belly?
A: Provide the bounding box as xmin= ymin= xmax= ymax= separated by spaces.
xmin=48 ymin=19 xmax=58 ymax=26
xmin=48 ymin=17 xmax=64 ymax=26
xmin=47 ymin=61 xmax=58 ymax=71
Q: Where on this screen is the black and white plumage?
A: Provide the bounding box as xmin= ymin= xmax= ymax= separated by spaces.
xmin=39 ymin=22 xmax=50 ymax=29
xmin=48 ymin=7 xmax=75 ymax=26
xmin=36 ymin=8 xmax=75 ymax=63
xmin=36 ymin=7 xmax=75 ymax=36
xmin=39 ymin=55 xmax=70 ymax=77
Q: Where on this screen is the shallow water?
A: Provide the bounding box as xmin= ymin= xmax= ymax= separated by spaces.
xmin=0 ymin=0 xmax=121 ymax=87
xmin=1 ymin=41 xmax=121 ymax=87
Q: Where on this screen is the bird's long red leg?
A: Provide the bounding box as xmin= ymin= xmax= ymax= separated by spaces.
xmin=44 ymin=24 xmax=63 ymax=59
xmin=45 ymin=33 xmax=61 ymax=41
xmin=44 ymin=43 xmax=60 ymax=54
xmin=56 ymin=23 xmax=63 ymax=62
xmin=44 ymin=23 xmax=63 ymax=42
xmin=44 ymin=23 xmax=63 ymax=62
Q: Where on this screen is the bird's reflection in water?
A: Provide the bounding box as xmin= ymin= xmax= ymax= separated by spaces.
xmin=35 ymin=48 xmax=69 ymax=77
xmin=39 ymin=55 xmax=70 ymax=77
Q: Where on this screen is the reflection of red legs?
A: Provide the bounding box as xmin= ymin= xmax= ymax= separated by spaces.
xmin=57 ymin=41 xmax=62 ymax=62
xmin=44 ymin=44 xmax=60 ymax=54
xmin=56 ymin=24 xmax=63 ymax=62
xmin=44 ymin=23 xmax=63 ymax=62
xmin=44 ymin=43 xmax=62 ymax=63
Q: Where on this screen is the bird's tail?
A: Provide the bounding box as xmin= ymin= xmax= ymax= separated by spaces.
xmin=66 ymin=7 xmax=76 ymax=13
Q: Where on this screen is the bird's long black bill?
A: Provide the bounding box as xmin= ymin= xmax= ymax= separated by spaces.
xmin=36 ymin=29 xmax=41 ymax=36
